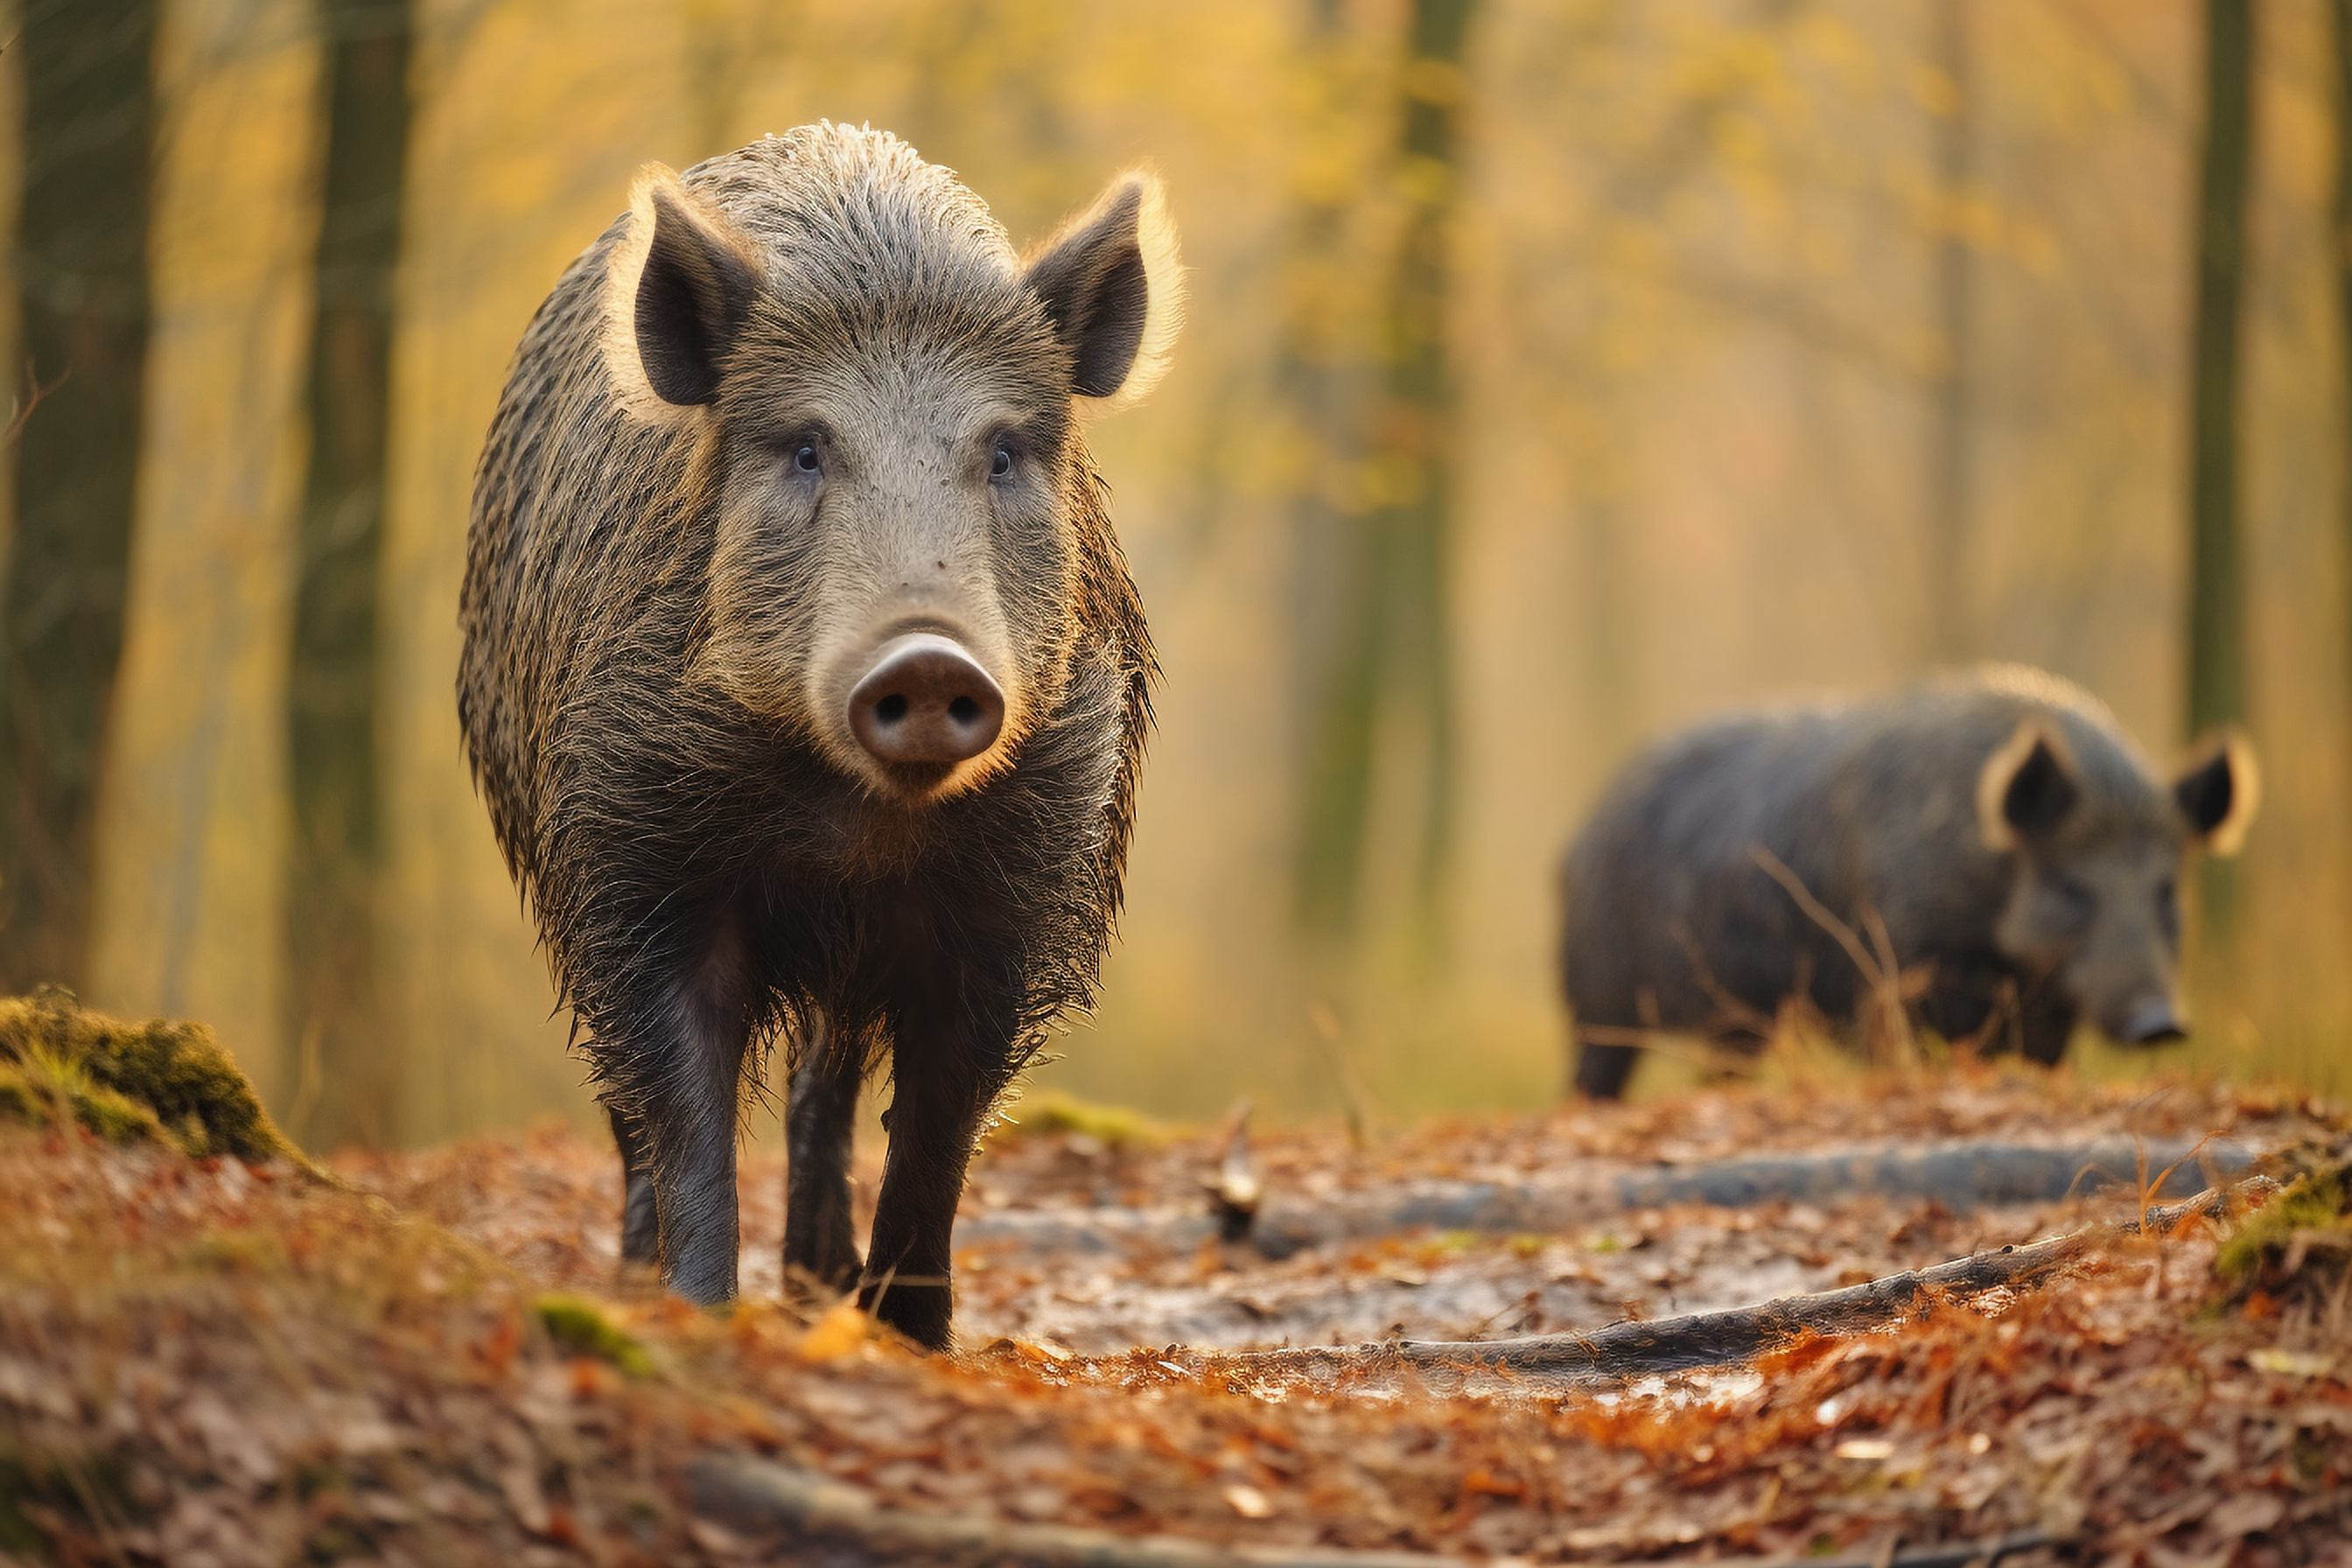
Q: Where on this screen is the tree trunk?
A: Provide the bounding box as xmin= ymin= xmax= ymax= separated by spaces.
xmin=0 ymin=0 xmax=162 ymax=993
xmin=1927 ymin=0 xmax=1974 ymax=664
xmin=1295 ymin=0 xmax=1476 ymax=939
xmin=2188 ymin=0 xmax=2252 ymax=740
xmin=285 ymin=0 xmax=413 ymax=1149
xmin=2332 ymin=1 xmax=2352 ymax=818
xmin=2186 ymin=0 xmax=2253 ymax=942
xmin=1287 ymin=0 xmax=1373 ymax=939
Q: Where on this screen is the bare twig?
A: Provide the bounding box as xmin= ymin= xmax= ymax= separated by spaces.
xmin=4 ymin=356 xmax=67 ymax=448
xmin=1747 ymin=844 xmax=1922 ymax=1068
xmin=689 ymin=1451 xmax=2056 ymax=1568
xmin=1668 ymin=918 xmax=1781 ymax=1038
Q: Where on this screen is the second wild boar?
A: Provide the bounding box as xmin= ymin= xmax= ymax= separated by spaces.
xmin=1561 ymin=666 xmax=2258 ymax=1099
xmin=458 ymin=124 xmax=1182 ymax=1348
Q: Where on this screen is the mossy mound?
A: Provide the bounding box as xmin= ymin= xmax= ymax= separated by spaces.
xmin=535 ymin=1293 xmax=654 ymax=1377
xmin=0 ymin=990 xmax=298 ymax=1164
xmin=996 ymin=1089 xmax=1169 ymax=1149
xmin=2215 ymin=1160 xmax=2352 ymax=1314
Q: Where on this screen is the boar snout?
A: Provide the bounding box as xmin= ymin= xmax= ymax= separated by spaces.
xmin=847 ymin=632 xmax=1005 ymax=771
xmin=2113 ymin=996 xmax=2187 ymax=1046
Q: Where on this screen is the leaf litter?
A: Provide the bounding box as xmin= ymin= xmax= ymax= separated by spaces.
xmin=3 ymin=1055 xmax=2348 ymax=1565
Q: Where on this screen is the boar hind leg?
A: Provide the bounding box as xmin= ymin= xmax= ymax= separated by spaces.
xmin=860 ymin=988 xmax=1015 ymax=1351
xmin=606 ymin=1102 xmax=660 ymax=1265
xmin=783 ymin=1015 xmax=864 ymax=1298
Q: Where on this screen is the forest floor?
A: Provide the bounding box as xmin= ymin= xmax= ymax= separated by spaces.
xmin=4 ymin=1057 xmax=2352 ymax=1566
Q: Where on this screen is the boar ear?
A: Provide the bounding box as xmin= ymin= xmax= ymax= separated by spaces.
xmin=1977 ymin=720 xmax=2080 ymax=853
xmin=1021 ymin=169 xmax=1184 ymax=409
xmin=2173 ymin=732 xmax=2260 ymax=857
xmin=605 ymin=165 xmax=761 ymax=415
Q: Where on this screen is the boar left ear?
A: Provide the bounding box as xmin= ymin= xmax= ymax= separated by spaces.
xmin=1021 ymin=169 xmax=1184 ymax=410
xmin=1977 ymin=720 xmax=2080 ymax=853
xmin=2173 ymin=732 xmax=2260 ymax=857
xmin=605 ymin=164 xmax=762 ymax=418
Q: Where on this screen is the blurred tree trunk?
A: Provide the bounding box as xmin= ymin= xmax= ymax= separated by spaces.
xmin=2186 ymin=0 xmax=2251 ymax=943
xmin=1927 ymin=0 xmax=1974 ymax=664
xmin=1296 ymin=0 xmax=1476 ymax=941
xmin=2334 ymin=1 xmax=2352 ymax=763
xmin=286 ymin=0 xmax=413 ymax=1149
xmin=2187 ymin=0 xmax=2250 ymax=741
xmin=0 ymin=0 xmax=161 ymax=993
xmin=1288 ymin=0 xmax=1374 ymax=937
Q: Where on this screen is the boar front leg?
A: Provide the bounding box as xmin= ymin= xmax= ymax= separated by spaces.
xmin=1572 ymin=1036 xmax=1642 ymax=1100
xmin=783 ymin=1012 xmax=864 ymax=1297
xmin=602 ymin=938 xmax=753 ymax=1307
xmin=2015 ymin=979 xmax=2079 ymax=1067
xmin=859 ymin=977 xmax=1017 ymax=1351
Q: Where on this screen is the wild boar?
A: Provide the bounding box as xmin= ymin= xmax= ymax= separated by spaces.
xmin=1561 ymin=666 xmax=2258 ymax=1099
xmin=458 ymin=123 xmax=1182 ymax=1348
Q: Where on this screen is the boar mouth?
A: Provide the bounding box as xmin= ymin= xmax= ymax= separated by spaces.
xmin=844 ymin=630 xmax=1007 ymax=794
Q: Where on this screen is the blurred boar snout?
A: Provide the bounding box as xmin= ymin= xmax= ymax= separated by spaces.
xmin=2115 ymin=997 xmax=2187 ymax=1046
xmin=848 ymin=632 xmax=1004 ymax=771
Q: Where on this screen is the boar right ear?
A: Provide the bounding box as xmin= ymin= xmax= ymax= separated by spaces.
xmin=2173 ymin=732 xmax=2260 ymax=857
xmin=605 ymin=165 xmax=761 ymax=415
xmin=1977 ymin=720 xmax=2080 ymax=853
xmin=1021 ymin=170 xmax=1184 ymax=410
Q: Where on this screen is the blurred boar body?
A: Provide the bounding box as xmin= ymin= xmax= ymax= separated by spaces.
xmin=458 ymin=125 xmax=1181 ymax=1347
xmin=1563 ymin=667 xmax=2257 ymax=1099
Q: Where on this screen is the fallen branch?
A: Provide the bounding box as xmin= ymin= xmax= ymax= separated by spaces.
xmin=688 ymin=1452 xmax=2058 ymax=1568
xmin=954 ymin=1135 xmax=2261 ymax=1260
xmin=1206 ymin=1179 xmax=2277 ymax=1390
xmin=688 ymin=1451 xmax=1466 ymax=1566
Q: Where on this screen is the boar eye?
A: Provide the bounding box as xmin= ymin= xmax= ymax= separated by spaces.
xmin=990 ymin=443 xmax=1014 ymax=480
xmin=793 ymin=444 xmax=821 ymax=474
xmin=2155 ymin=878 xmax=2180 ymax=945
xmin=2044 ymin=873 xmax=2096 ymax=935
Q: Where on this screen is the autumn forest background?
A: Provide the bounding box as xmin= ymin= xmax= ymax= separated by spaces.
xmin=2 ymin=0 xmax=2346 ymax=1153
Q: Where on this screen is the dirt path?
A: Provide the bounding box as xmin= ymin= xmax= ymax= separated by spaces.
xmin=4 ymin=1065 xmax=2347 ymax=1566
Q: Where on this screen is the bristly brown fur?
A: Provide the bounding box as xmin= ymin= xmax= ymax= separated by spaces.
xmin=457 ymin=125 xmax=1166 ymax=1339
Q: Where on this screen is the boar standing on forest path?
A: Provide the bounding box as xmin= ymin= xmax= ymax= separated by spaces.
xmin=458 ymin=124 xmax=1182 ymax=1348
xmin=1562 ymin=666 xmax=2258 ymax=1100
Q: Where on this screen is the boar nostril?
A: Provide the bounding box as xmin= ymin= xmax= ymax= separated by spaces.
xmin=847 ymin=633 xmax=1005 ymax=771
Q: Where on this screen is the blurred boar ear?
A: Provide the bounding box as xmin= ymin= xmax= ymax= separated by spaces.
xmin=1977 ymin=720 xmax=2080 ymax=853
xmin=604 ymin=165 xmax=760 ymax=416
xmin=2174 ymin=732 xmax=2260 ymax=857
xmin=1021 ymin=169 xmax=1184 ymax=409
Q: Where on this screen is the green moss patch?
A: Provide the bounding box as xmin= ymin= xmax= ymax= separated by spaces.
xmin=534 ymin=1293 xmax=653 ymax=1377
xmin=996 ymin=1090 xmax=1169 ymax=1149
xmin=0 ymin=990 xmax=297 ymax=1164
xmin=2215 ymin=1164 xmax=2352 ymax=1311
